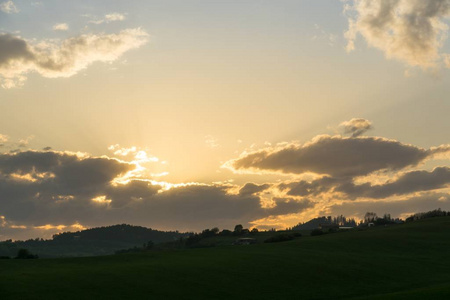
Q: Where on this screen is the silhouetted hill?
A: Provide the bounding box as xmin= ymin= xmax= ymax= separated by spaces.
xmin=0 ymin=224 xmax=189 ymax=258
xmin=292 ymin=215 xmax=357 ymax=230
xmin=53 ymin=224 xmax=185 ymax=243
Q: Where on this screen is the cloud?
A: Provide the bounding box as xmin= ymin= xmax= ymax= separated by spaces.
xmin=0 ymin=134 xmax=8 ymax=143
xmin=279 ymin=176 xmax=340 ymax=197
xmin=344 ymin=0 xmax=450 ymax=70
xmin=340 ymin=118 xmax=373 ymax=137
xmin=311 ymin=23 xmax=338 ymax=47
xmin=444 ymin=54 xmax=450 ymax=68
xmin=53 ymin=23 xmax=69 ymax=31
xmin=337 ymin=167 xmax=450 ymax=199
xmin=205 ymin=135 xmax=220 ymax=149
xmin=107 ymin=144 xmax=162 ymax=180
xmin=89 ymin=13 xmax=126 ymax=25
xmin=227 ymin=135 xmax=448 ymax=177
xmin=239 ymin=183 xmax=271 ymax=196
xmin=0 ymin=215 xmax=86 ymax=241
xmin=18 ymin=135 xmax=34 ymax=147
xmin=283 ymin=167 xmax=450 ymax=200
xmin=0 ymin=150 xmax=134 ymax=189
xmin=267 ymin=198 xmax=313 ymax=215
xmin=0 ymin=1 xmax=18 ymax=14
xmin=0 ymin=28 xmax=148 ymax=88
xmin=105 ymin=13 xmax=126 ymax=22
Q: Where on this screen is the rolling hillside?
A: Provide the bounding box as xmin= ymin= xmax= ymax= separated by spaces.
xmin=1 ymin=217 xmax=450 ymax=299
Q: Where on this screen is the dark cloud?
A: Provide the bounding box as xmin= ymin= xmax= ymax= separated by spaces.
xmin=0 ymin=34 xmax=34 ymax=67
xmin=0 ymin=151 xmax=135 ymax=224
xmin=282 ymin=167 xmax=450 ymax=200
xmin=230 ymin=135 xmax=445 ymax=177
xmin=0 ymin=151 xmax=133 ymax=191
xmin=239 ymin=183 xmax=271 ymax=196
xmin=279 ymin=176 xmax=339 ymax=197
xmin=104 ymin=180 xmax=161 ymax=208
xmin=267 ymin=198 xmax=313 ymax=215
xmin=338 ymin=167 xmax=450 ymax=199
xmin=340 ymin=118 xmax=373 ymax=137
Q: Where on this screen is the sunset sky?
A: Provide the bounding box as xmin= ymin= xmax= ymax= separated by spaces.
xmin=1 ymin=0 xmax=449 ymax=240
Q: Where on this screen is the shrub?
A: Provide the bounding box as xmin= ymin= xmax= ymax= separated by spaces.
xmin=264 ymin=234 xmax=296 ymax=243
xmin=15 ymin=249 xmax=38 ymax=259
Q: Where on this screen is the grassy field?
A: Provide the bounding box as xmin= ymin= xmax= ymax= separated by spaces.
xmin=2 ymin=217 xmax=450 ymax=299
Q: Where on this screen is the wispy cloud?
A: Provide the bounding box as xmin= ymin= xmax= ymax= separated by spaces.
xmin=89 ymin=13 xmax=126 ymax=25
xmin=205 ymin=135 xmax=220 ymax=149
xmin=53 ymin=23 xmax=69 ymax=31
xmin=311 ymin=23 xmax=338 ymax=47
xmin=0 ymin=0 xmax=18 ymax=14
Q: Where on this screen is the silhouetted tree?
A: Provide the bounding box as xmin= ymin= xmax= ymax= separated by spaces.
xmin=219 ymin=229 xmax=232 ymax=236
xmin=145 ymin=241 xmax=154 ymax=250
xmin=364 ymin=212 xmax=378 ymax=223
xmin=234 ymin=224 xmax=243 ymax=235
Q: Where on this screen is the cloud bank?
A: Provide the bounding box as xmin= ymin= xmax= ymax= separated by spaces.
xmin=0 ymin=28 xmax=148 ymax=88
xmin=0 ymin=150 xmax=311 ymax=239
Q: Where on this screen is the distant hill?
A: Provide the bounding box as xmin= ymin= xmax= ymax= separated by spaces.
xmin=53 ymin=224 xmax=186 ymax=244
xmin=0 ymin=224 xmax=189 ymax=258
xmin=292 ymin=215 xmax=357 ymax=230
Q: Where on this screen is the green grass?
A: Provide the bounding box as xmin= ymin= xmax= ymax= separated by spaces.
xmin=2 ymin=218 xmax=450 ymax=299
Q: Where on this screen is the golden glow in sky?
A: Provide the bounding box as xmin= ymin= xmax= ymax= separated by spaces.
xmin=0 ymin=0 xmax=449 ymax=240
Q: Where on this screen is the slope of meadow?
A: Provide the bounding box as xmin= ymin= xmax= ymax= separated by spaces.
xmin=1 ymin=217 xmax=450 ymax=299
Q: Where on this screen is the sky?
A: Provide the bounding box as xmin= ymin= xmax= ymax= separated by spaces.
xmin=0 ymin=0 xmax=449 ymax=240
